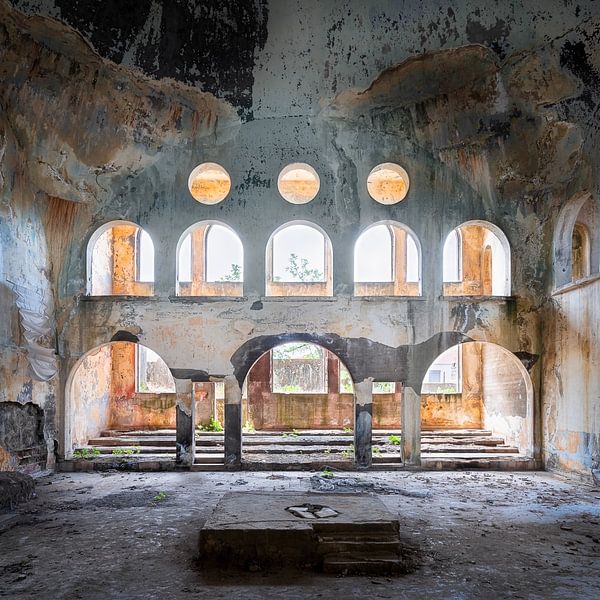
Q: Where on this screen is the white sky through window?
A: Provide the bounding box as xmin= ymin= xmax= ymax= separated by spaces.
xmin=206 ymin=225 xmax=243 ymax=282
xmin=272 ymin=225 xmax=325 ymax=282
xmin=354 ymin=224 xmax=393 ymax=282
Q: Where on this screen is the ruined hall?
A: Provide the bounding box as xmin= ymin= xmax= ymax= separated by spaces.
xmin=0 ymin=0 xmax=599 ymax=598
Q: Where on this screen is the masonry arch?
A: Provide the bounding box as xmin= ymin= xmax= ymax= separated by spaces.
xmin=176 ymin=221 xmax=243 ymax=296
xmin=354 ymin=221 xmax=421 ymax=296
xmin=64 ymin=341 xmax=175 ymax=458
xmin=265 ymin=221 xmax=333 ymax=296
xmin=238 ymin=338 xmax=356 ymax=465
xmin=553 ymin=192 xmax=599 ymax=287
xmin=86 ymin=220 xmax=154 ymax=296
xmin=443 ymin=220 xmax=511 ymax=296
xmin=419 ymin=341 xmax=534 ymax=456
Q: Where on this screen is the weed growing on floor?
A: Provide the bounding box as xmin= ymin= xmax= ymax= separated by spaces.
xmin=243 ymin=420 xmax=255 ymax=433
xmin=112 ymin=448 xmax=135 ymax=456
xmin=320 ymin=468 xmax=335 ymax=479
xmin=373 ymin=446 xmax=382 ymax=455
xmin=198 ymin=417 xmax=223 ymax=432
xmin=152 ymin=491 xmax=167 ymax=503
xmin=343 ymin=426 xmax=353 ymax=433
xmin=388 ymin=434 xmax=401 ymax=446
xmin=340 ymin=445 xmax=354 ymax=458
xmin=73 ymin=448 xmax=100 ymax=459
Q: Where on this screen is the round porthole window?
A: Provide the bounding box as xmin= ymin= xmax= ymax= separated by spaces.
xmin=188 ymin=162 xmax=231 ymax=204
xmin=277 ymin=163 xmax=320 ymax=204
xmin=367 ymin=163 xmax=410 ymax=205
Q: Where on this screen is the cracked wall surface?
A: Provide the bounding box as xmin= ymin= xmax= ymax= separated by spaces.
xmin=0 ymin=0 xmax=598 ymax=477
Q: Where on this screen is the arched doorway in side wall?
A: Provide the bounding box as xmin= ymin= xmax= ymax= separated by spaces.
xmin=65 ymin=342 xmax=176 ymax=462
xmin=237 ymin=341 xmax=355 ymax=468
xmin=420 ymin=342 xmax=534 ymax=459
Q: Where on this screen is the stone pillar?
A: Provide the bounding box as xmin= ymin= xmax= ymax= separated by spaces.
xmin=224 ymin=375 xmax=242 ymax=467
xmin=401 ymin=386 xmax=421 ymax=466
xmin=354 ymin=379 xmax=373 ymax=468
xmin=175 ymin=379 xmax=195 ymax=467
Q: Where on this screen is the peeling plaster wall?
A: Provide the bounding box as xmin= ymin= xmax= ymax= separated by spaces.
xmin=544 ymin=280 xmax=600 ymax=480
xmin=0 ymin=1 xmax=598 ymax=474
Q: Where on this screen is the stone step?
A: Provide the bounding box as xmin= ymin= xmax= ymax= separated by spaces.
xmin=372 ymin=454 xmax=403 ymax=463
xmin=85 ymin=446 xmax=174 ymax=454
xmin=322 ymin=552 xmax=402 ymax=575
xmin=421 ymin=445 xmax=519 ymax=454
xmin=190 ymin=463 xmax=227 ymax=472
xmin=194 ymin=453 xmax=225 ymax=464
xmin=89 ymin=437 xmax=176 ymax=447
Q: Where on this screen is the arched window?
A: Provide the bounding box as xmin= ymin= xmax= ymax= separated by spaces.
xmin=554 ymin=193 xmax=599 ymax=287
xmin=354 ymin=224 xmax=393 ymax=282
xmin=176 ymin=222 xmax=243 ymax=296
xmin=87 ymin=221 xmax=154 ymax=296
xmin=354 ymin=222 xmax=421 ymax=296
xmin=266 ymin=222 xmax=333 ymax=296
xmin=135 ymin=229 xmax=155 ymax=283
xmin=443 ymin=222 xmax=510 ymax=297
xmin=443 ymin=229 xmax=462 ymax=283
xmin=572 ymin=223 xmax=591 ymax=281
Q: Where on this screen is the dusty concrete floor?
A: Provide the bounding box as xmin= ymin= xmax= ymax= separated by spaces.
xmin=0 ymin=470 xmax=599 ymax=599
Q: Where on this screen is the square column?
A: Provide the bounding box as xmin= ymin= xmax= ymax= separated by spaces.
xmin=224 ymin=375 xmax=242 ymax=467
xmin=354 ymin=379 xmax=373 ymax=468
xmin=175 ymin=378 xmax=195 ymax=467
xmin=401 ymin=386 xmax=421 ymax=466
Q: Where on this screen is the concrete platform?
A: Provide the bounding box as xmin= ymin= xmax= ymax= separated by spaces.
xmin=199 ymin=491 xmax=417 ymax=575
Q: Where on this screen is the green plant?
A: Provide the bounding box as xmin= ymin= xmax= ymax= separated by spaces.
xmin=152 ymin=491 xmax=167 ymax=503
xmin=285 ymin=253 xmax=324 ymax=282
xmin=388 ymin=434 xmax=401 ymax=446
xmin=243 ymin=420 xmax=255 ymax=433
xmin=112 ymin=448 xmax=135 ymax=456
xmin=340 ymin=445 xmax=354 ymax=458
xmin=73 ymin=448 xmax=100 ymax=459
xmin=290 ymin=429 xmax=300 ymax=437
xmin=342 ymin=426 xmax=353 ymax=433
xmin=220 ymin=263 xmax=242 ymax=282
xmin=373 ymin=446 xmax=382 ymax=455
xmin=199 ymin=417 xmax=223 ymax=432
xmin=321 ymin=468 xmax=335 ymax=479
xmin=323 ymin=448 xmax=331 ymax=454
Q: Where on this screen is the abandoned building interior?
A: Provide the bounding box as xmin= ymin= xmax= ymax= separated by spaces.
xmin=0 ymin=0 xmax=599 ymax=597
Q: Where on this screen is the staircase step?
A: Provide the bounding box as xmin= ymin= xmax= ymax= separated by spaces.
xmin=322 ymin=552 xmax=402 ymax=575
xmin=194 ymin=453 xmax=224 ymax=464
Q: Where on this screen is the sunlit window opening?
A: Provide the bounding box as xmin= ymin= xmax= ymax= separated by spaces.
xmin=206 ymin=225 xmax=244 ymax=282
xmin=354 ymin=224 xmax=393 ymax=282
xmin=136 ymin=345 xmax=176 ymax=394
xmin=87 ymin=222 xmax=154 ymax=296
xmin=277 ymin=163 xmax=320 ymax=204
xmin=176 ymin=222 xmax=243 ymax=296
xmin=443 ymin=222 xmax=510 ymax=296
xmin=367 ymin=163 xmax=410 ymax=204
xmin=354 ymin=222 xmax=421 ymax=296
xmin=422 ymin=345 xmax=462 ymax=394
xmin=273 ymin=225 xmax=325 ymax=282
xmin=271 ymin=343 xmax=327 ymax=394
xmin=188 ymin=162 xmax=231 ymax=204
xmin=136 ymin=229 xmax=154 ymax=283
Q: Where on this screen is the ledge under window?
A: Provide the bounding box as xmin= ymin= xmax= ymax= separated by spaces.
xmin=552 ymin=273 xmax=600 ymax=296
xmin=82 ymin=295 xmax=159 ymax=302
xmin=261 ymin=296 xmax=337 ymax=302
xmin=169 ymin=295 xmax=247 ymax=303
xmin=440 ymin=295 xmax=516 ymax=302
